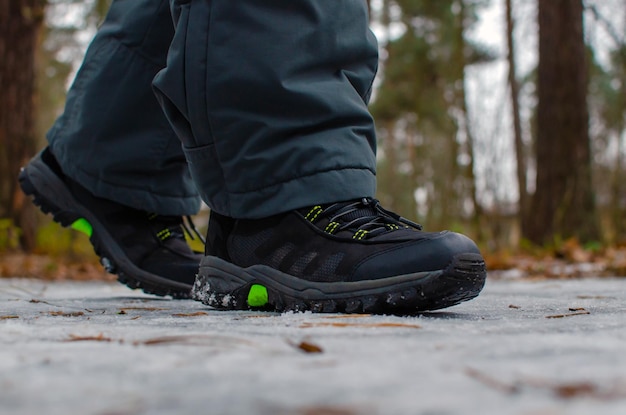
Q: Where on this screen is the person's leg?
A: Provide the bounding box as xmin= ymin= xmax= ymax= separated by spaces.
xmin=19 ymin=0 xmax=201 ymax=298
xmin=155 ymin=0 xmax=487 ymax=313
xmin=153 ymin=0 xmax=377 ymax=218
xmin=49 ymin=0 xmax=198 ymax=214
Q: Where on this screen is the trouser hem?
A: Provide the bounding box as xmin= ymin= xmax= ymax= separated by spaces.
xmin=66 ymin=165 xmax=201 ymax=216
xmin=194 ymin=165 xmax=376 ymax=219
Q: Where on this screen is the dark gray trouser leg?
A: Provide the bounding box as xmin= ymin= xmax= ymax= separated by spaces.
xmin=47 ymin=0 xmax=200 ymax=216
xmin=153 ymin=0 xmax=378 ymax=218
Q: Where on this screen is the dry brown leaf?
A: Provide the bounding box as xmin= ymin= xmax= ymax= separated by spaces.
xmin=558 ymin=238 xmax=592 ymax=263
xmin=508 ymin=304 xmax=521 ymax=309
xmin=554 ymin=382 xmax=597 ymax=398
xmin=118 ymin=307 xmax=168 ymax=312
xmin=172 ymin=312 xmax=208 ymax=317
xmin=545 ymin=310 xmax=591 ymax=319
xmin=466 ymin=370 xmax=626 ymax=401
xmin=288 ymin=340 xmax=324 ymax=354
xmin=136 ymin=336 xmax=198 ymax=346
xmin=524 ymin=378 xmax=626 ymax=400
xmin=30 ymin=299 xmax=51 ymax=305
xmin=1 ymin=315 xmax=19 ymax=320
xmin=65 ymin=333 xmax=112 ymax=342
xmin=464 ymin=367 xmax=520 ymax=394
xmin=133 ymin=334 xmax=253 ymax=346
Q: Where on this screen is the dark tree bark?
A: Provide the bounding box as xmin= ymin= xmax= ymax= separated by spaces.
xmin=525 ymin=0 xmax=600 ymax=245
xmin=505 ymin=0 xmax=528 ymax=231
xmin=0 ymin=0 xmax=46 ymax=250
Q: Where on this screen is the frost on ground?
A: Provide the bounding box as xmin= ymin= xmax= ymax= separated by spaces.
xmin=1 ymin=277 xmax=626 ymax=415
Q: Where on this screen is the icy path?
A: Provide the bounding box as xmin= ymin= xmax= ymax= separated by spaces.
xmin=1 ymin=277 xmax=626 ymax=415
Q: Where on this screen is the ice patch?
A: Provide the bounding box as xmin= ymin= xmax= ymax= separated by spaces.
xmin=221 ymin=294 xmax=232 ymax=307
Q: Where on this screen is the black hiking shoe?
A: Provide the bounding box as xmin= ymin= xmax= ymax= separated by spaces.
xmin=18 ymin=148 xmax=201 ymax=298
xmin=192 ymin=198 xmax=487 ymax=314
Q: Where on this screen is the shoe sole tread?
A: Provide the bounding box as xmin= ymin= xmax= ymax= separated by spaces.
xmin=193 ymin=253 xmax=486 ymax=314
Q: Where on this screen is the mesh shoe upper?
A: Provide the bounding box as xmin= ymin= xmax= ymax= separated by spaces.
xmin=208 ymin=198 xmax=481 ymax=283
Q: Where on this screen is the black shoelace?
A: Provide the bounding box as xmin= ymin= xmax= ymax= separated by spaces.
xmin=149 ymin=213 xmax=206 ymax=245
xmin=306 ymin=198 xmax=422 ymax=239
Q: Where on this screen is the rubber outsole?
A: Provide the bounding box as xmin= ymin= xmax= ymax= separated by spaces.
xmin=18 ymin=155 xmax=192 ymax=299
xmin=192 ymin=253 xmax=487 ymax=314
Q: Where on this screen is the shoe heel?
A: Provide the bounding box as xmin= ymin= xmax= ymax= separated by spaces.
xmin=19 ymin=164 xmax=81 ymax=228
xmin=19 ymin=167 xmax=58 ymax=217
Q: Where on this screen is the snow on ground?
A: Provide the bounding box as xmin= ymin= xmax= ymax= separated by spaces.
xmin=1 ymin=277 xmax=626 ymax=415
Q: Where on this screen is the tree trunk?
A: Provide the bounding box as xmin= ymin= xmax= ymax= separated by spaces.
xmin=455 ymin=0 xmax=483 ymax=242
xmin=526 ymin=0 xmax=600 ymax=245
xmin=506 ymin=0 xmax=529 ymax=232
xmin=0 ymin=0 xmax=45 ymax=251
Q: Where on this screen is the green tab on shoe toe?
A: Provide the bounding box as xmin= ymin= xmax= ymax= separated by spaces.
xmin=70 ymin=218 xmax=93 ymax=237
xmin=247 ymin=284 xmax=268 ymax=307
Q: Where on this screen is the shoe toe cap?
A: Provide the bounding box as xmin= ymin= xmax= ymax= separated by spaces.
xmin=352 ymin=231 xmax=482 ymax=281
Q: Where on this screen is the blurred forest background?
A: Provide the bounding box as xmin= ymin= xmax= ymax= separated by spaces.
xmin=1 ymin=0 xmax=626 ymax=277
